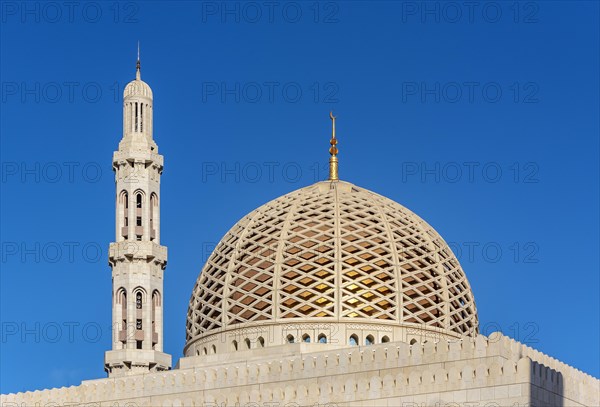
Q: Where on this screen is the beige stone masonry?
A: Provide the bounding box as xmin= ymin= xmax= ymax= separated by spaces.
xmin=3 ymin=334 xmax=598 ymax=406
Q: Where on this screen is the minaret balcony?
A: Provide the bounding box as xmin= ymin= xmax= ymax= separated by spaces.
xmin=109 ymin=241 xmax=167 ymax=265
xmin=113 ymin=150 xmax=163 ymax=168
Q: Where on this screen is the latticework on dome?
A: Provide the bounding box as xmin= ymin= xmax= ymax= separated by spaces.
xmin=185 ymin=181 xmax=478 ymax=354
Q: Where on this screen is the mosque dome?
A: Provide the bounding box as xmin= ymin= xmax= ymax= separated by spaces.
xmin=184 ymin=179 xmax=478 ymax=356
xmin=123 ymin=78 xmax=152 ymax=99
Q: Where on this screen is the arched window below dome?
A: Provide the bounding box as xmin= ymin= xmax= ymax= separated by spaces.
xmin=151 ymin=290 xmax=160 ymax=349
xmin=244 ymin=338 xmax=251 ymax=349
xmin=318 ymin=334 xmax=327 ymax=344
xmin=286 ymin=334 xmax=294 ymax=344
xmin=119 ymin=191 xmax=128 ymax=239
xmin=381 ymin=335 xmax=390 ymax=343
xmin=117 ymin=288 xmax=127 ymax=348
xmin=135 ymin=193 xmax=143 ymax=240
xmin=349 ymin=334 xmax=358 ymax=346
xmin=231 ymin=340 xmax=238 ymax=351
xmin=257 ymin=337 xmax=265 ymax=348
xmin=203 ymin=347 xmax=207 ymax=355
xmin=302 ymin=334 xmax=311 ymax=343
xmin=150 ymin=193 xmax=158 ymax=241
xmin=211 ymin=344 xmax=216 ymax=354
xmin=365 ymin=335 xmax=374 ymax=346
xmin=410 ymin=338 xmax=418 ymax=345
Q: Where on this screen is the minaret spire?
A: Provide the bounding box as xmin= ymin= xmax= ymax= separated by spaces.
xmin=136 ymin=41 xmax=141 ymax=80
xmin=328 ymin=111 xmax=339 ymax=181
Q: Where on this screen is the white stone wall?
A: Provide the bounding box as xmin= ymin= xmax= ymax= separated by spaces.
xmin=2 ymin=334 xmax=598 ymax=406
xmin=184 ymin=320 xmax=463 ymax=357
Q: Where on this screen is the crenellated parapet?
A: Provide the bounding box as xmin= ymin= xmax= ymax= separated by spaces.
xmin=3 ymin=334 xmax=598 ymax=406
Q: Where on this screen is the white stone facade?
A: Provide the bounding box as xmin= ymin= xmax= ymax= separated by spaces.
xmin=2 ymin=334 xmax=598 ymax=406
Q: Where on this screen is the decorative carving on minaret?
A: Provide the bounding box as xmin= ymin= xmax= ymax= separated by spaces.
xmin=104 ymin=51 xmax=171 ymax=377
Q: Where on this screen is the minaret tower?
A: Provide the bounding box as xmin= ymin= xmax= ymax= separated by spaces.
xmin=104 ymin=49 xmax=171 ymax=376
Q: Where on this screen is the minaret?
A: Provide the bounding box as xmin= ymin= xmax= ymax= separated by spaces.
xmin=104 ymin=50 xmax=171 ymax=377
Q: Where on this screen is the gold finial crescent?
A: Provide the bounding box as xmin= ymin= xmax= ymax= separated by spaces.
xmin=329 ymin=111 xmax=336 ymax=142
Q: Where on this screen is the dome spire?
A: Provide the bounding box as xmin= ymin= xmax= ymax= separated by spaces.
xmin=136 ymin=41 xmax=141 ymax=80
xmin=328 ymin=111 xmax=339 ymax=181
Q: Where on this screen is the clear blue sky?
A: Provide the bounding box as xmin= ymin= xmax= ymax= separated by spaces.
xmin=1 ymin=1 xmax=598 ymax=394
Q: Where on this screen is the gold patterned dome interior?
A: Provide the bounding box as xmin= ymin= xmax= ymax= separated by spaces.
xmin=185 ymin=181 xmax=478 ymax=347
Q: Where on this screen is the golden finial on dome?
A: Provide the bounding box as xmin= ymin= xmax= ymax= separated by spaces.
xmin=328 ymin=111 xmax=339 ymax=181
xmin=136 ymin=41 xmax=141 ymax=80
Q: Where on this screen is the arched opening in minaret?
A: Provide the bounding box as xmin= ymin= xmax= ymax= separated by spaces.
xmin=136 ymin=291 xmax=142 ymax=309
xmin=150 ymin=193 xmax=158 ymax=242
xmin=129 ymin=102 xmax=134 ymax=133
xmin=135 ymin=193 xmax=143 ymax=240
xmin=133 ymin=288 xmax=145 ymax=350
xmin=134 ymin=102 xmax=138 ymax=132
xmin=116 ymin=288 xmax=127 ymax=349
xmin=119 ymin=191 xmax=129 ymax=239
xmin=145 ymin=103 xmax=150 ymax=136
xmin=152 ymin=290 xmax=161 ymax=350
xmin=148 ymin=104 xmax=152 ymax=136
xmin=140 ymin=103 xmax=143 ymax=132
